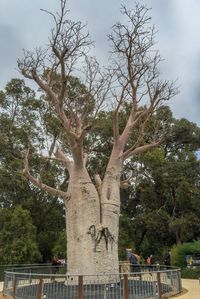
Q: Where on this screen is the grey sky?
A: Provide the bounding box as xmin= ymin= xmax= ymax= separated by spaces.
xmin=0 ymin=0 xmax=200 ymax=125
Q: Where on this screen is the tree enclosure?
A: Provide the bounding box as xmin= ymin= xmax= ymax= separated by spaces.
xmin=18 ymin=0 xmax=177 ymax=275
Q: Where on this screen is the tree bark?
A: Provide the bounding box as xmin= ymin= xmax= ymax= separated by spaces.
xmin=66 ymin=161 xmax=121 ymax=276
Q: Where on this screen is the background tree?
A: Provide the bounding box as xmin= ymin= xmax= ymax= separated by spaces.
xmin=119 ymin=109 xmax=200 ymax=258
xmin=0 ymin=78 xmax=66 ymax=262
xmin=0 ymin=205 xmax=41 ymax=264
xmin=0 ymin=78 xmax=199 ymax=265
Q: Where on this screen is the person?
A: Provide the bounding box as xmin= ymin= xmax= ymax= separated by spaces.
xmin=134 ymin=252 xmax=141 ymax=264
xmin=51 ymin=255 xmax=61 ymax=275
xmin=146 ymin=255 xmax=153 ymax=265
xmin=164 ymin=250 xmax=171 ymax=279
xmin=164 ymin=251 xmax=171 ymax=266
xmin=145 ymin=255 xmax=151 ymax=266
xmin=145 ymin=255 xmax=153 ymax=273
xmin=129 ymin=252 xmax=139 ymax=272
xmin=150 ymin=254 xmax=154 ymax=264
xmin=126 ymin=249 xmax=132 ymax=261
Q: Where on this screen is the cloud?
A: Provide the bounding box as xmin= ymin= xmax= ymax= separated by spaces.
xmin=144 ymin=0 xmax=200 ymax=125
xmin=0 ymin=25 xmax=23 ymax=86
xmin=0 ymin=0 xmax=199 ymax=126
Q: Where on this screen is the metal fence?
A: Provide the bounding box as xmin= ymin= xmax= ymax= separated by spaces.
xmin=0 ymin=264 xmax=56 ymax=281
xmin=2 ymin=264 xmax=182 ymax=299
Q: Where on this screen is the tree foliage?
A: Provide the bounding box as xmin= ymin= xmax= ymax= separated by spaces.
xmin=0 ymin=205 xmax=41 ymax=264
xmin=0 ymin=79 xmax=65 ymax=262
xmin=0 ymin=78 xmax=200 ymax=263
xmin=119 ymin=109 xmax=200 ymax=258
xmin=172 ymin=240 xmax=200 ymax=267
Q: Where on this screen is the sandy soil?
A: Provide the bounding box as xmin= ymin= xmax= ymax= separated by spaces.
xmin=0 ymin=290 xmax=188 ymax=299
xmin=0 ymin=293 xmax=12 ymax=299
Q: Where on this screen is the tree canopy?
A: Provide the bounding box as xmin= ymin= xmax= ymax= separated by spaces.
xmin=0 ymin=78 xmax=199 ymax=263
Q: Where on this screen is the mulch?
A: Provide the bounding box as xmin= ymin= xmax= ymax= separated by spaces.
xmin=0 ymin=293 xmax=12 ymax=299
xmin=0 ymin=288 xmax=188 ymax=299
xmin=167 ymin=288 xmax=188 ymax=297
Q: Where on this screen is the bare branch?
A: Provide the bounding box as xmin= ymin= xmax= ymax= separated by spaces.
xmin=120 ymin=179 xmax=130 ymax=189
xmin=95 ymin=174 xmax=102 ymax=194
xmin=19 ymin=2 xmax=178 ymax=188
xmin=23 ymin=147 xmax=67 ymax=199
xmin=113 ymin=81 xmax=129 ymax=142
xmin=54 ymin=147 xmax=74 ymax=171
xmin=83 ymin=56 xmax=113 ymax=121
xmin=83 ymin=153 xmax=88 ymax=167
xmin=122 ymin=140 xmax=162 ymax=160
xmin=107 ymin=4 xmax=178 ymax=161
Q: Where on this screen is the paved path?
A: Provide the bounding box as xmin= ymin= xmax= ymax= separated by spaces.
xmin=180 ymin=279 xmax=200 ymax=298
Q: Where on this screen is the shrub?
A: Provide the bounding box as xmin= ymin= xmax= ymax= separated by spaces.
xmin=171 ymin=240 xmax=200 ymax=267
xmin=181 ymin=267 xmax=200 ymax=279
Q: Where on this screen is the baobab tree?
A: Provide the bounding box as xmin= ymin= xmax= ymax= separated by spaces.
xmin=18 ymin=0 xmax=177 ymax=275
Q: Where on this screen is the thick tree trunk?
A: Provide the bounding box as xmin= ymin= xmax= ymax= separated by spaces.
xmin=66 ymin=163 xmax=121 ymax=276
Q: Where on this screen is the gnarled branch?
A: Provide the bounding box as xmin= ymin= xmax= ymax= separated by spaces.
xmin=54 ymin=147 xmax=73 ymax=172
xmin=23 ymin=147 xmax=67 ymax=199
xmin=122 ymin=140 xmax=162 ymax=160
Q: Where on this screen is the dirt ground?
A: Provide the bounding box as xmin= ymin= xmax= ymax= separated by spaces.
xmin=167 ymin=288 xmax=188 ymax=298
xmin=0 ymin=289 xmax=188 ymax=299
xmin=0 ymin=293 xmax=12 ymax=299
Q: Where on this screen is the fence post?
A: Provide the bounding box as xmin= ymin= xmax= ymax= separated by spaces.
xmin=36 ymin=278 xmax=43 ymax=299
xmin=178 ymin=270 xmax=182 ymax=292
xmin=156 ymin=272 xmax=162 ymax=299
xmin=123 ymin=274 xmax=129 ymax=299
xmin=77 ymin=275 xmax=83 ymax=299
xmin=12 ymin=275 xmax=17 ymax=299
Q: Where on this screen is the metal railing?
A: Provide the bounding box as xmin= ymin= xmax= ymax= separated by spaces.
xmin=2 ymin=264 xmax=182 ymax=299
xmin=0 ymin=264 xmax=57 ymax=282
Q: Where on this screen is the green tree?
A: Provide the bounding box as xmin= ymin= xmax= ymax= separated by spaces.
xmin=52 ymin=230 xmax=67 ymax=258
xmin=0 ymin=78 xmax=41 ymax=208
xmin=0 ymin=205 xmax=41 ymax=264
xmin=172 ymin=240 xmax=200 ymax=267
xmin=121 ymin=111 xmax=200 ymax=257
xmin=0 ymin=79 xmax=66 ymax=262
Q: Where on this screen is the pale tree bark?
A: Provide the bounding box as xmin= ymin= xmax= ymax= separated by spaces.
xmin=19 ymin=0 xmax=178 ymax=276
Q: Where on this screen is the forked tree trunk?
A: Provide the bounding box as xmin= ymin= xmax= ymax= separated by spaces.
xmin=19 ymin=0 xmax=177 ymax=278
xmin=19 ymin=1 xmax=177 ymax=279
xmin=66 ymin=159 xmax=121 ymax=276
